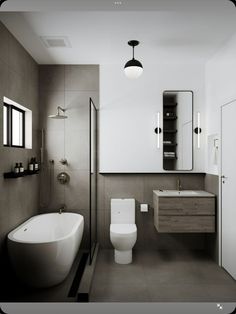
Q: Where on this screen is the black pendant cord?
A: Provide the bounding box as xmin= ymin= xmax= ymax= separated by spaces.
xmin=0 ymin=0 xmax=7 ymax=7
xmin=132 ymin=46 xmax=135 ymax=60
xmin=229 ymin=0 xmax=236 ymax=7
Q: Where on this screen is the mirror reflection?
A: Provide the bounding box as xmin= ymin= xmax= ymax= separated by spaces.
xmin=163 ymin=91 xmax=193 ymax=171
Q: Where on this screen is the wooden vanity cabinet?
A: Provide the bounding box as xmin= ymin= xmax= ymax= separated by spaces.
xmin=154 ymin=194 xmax=215 ymax=233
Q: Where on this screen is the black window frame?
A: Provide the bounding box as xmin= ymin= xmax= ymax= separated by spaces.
xmin=3 ymin=103 xmax=25 ymax=148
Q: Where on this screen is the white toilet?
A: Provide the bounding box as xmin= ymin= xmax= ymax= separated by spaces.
xmin=110 ymin=198 xmax=137 ymax=264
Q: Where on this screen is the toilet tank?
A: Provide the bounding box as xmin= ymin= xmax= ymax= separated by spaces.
xmin=111 ymin=199 xmax=135 ymax=224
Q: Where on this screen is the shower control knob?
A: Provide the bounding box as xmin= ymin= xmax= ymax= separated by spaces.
xmin=57 ymin=172 xmax=70 ymax=185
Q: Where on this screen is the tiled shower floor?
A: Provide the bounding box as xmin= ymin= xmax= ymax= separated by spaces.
xmin=90 ymin=249 xmax=236 ymax=302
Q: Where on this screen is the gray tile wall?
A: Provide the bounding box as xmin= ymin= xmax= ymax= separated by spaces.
xmin=205 ymin=174 xmax=219 ymax=262
xmin=39 ymin=65 xmax=99 ymax=249
xmin=98 ymin=173 xmax=207 ymax=250
xmin=0 ymin=22 xmax=40 ymax=258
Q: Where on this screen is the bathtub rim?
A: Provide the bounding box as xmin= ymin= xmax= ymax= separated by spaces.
xmin=7 ymin=212 xmax=84 ymax=245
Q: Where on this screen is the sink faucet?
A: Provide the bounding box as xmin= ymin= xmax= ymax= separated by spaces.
xmin=59 ymin=205 xmax=66 ymax=214
xmin=177 ymin=179 xmax=182 ymax=191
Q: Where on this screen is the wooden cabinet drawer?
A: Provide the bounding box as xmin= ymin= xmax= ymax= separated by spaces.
xmin=156 ymin=215 xmax=215 ymax=233
xmin=158 ymin=197 xmax=215 ymax=216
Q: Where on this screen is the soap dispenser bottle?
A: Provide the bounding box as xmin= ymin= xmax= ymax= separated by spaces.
xmin=34 ymin=158 xmax=39 ymax=171
xmin=14 ymin=163 xmax=19 ymax=174
xmin=29 ymin=158 xmax=34 ymax=171
xmin=19 ymin=162 xmax=24 ymax=173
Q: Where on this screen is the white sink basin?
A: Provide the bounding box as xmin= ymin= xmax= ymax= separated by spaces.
xmin=165 ymin=190 xmax=198 ymax=196
xmin=153 ymin=190 xmax=214 ymax=197
xmin=153 ymin=190 xmax=215 ymax=197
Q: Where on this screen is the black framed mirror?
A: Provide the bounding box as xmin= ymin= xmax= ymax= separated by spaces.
xmin=163 ymin=91 xmax=193 ymax=171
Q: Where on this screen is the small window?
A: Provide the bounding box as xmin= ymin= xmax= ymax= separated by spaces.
xmin=3 ymin=103 xmax=25 ymax=148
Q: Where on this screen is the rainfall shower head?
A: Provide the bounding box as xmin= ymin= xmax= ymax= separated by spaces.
xmin=48 ymin=106 xmax=68 ymax=119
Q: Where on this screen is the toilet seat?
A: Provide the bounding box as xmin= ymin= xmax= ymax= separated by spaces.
xmin=110 ymin=224 xmax=137 ymax=236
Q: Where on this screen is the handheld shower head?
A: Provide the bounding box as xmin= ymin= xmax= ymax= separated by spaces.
xmin=48 ymin=106 xmax=68 ymax=119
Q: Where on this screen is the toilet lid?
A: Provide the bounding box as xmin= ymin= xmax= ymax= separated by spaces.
xmin=110 ymin=224 xmax=137 ymax=235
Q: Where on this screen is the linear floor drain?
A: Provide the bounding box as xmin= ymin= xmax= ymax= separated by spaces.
xmin=68 ymin=252 xmax=89 ymax=298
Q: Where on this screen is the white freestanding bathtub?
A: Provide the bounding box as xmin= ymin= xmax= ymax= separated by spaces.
xmin=7 ymin=213 xmax=84 ymax=288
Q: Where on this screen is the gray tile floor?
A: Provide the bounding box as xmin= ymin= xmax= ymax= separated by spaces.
xmin=90 ymin=249 xmax=236 ymax=302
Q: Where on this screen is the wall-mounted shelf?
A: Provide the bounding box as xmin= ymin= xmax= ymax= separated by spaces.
xmin=163 ymin=157 xmax=178 ymax=160
xmin=163 ymin=143 xmax=177 ymax=146
xmin=163 ymin=103 xmax=177 ymax=107
xmin=4 ymin=170 xmax=39 ymax=179
xmin=163 ymin=130 xmax=177 ymax=133
xmin=163 ymin=95 xmax=178 ymax=171
xmin=164 ymin=117 xmax=177 ymax=120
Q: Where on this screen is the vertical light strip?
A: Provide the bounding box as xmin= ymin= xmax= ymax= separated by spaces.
xmin=197 ymin=112 xmax=201 ymax=149
xmin=157 ymin=112 xmax=160 ymax=149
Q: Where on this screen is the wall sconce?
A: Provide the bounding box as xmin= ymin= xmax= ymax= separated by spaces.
xmin=154 ymin=112 xmax=162 ymax=149
xmin=214 ymin=139 xmax=219 ymax=149
xmin=194 ymin=112 xmax=202 ymax=149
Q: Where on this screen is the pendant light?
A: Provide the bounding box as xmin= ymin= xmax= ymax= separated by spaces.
xmin=124 ymin=40 xmax=143 ymax=79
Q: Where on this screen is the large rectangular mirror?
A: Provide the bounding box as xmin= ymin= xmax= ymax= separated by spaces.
xmin=163 ymin=91 xmax=193 ymax=171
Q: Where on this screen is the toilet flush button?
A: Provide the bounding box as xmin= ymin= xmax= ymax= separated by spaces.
xmin=140 ymin=204 xmax=148 ymax=212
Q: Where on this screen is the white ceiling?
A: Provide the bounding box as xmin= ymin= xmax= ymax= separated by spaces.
xmin=0 ymin=0 xmax=236 ymax=64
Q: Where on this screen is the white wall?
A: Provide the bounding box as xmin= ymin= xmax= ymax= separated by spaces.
xmin=99 ymin=61 xmax=206 ymax=173
xmin=205 ymin=31 xmax=236 ymax=174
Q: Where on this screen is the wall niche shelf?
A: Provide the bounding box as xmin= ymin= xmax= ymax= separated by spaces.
xmin=163 ymin=93 xmax=178 ymax=170
xmin=4 ymin=170 xmax=39 ymax=179
xmin=164 ymin=117 xmax=177 ymax=120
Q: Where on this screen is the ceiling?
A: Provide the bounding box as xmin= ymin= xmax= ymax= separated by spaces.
xmin=0 ymin=0 xmax=236 ymax=64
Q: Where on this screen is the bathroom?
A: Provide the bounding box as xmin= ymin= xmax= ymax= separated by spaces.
xmin=0 ymin=0 xmax=236 ymax=307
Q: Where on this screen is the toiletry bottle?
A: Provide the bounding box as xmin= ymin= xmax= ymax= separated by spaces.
xmin=29 ymin=158 xmax=34 ymax=171
xmin=34 ymin=158 xmax=39 ymax=171
xmin=14 ymin=163 xmax=19 ymax=174
xmin=19 ymin=162 xmax=24 ymax=173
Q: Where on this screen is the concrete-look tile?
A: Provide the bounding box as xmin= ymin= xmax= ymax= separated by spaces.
xmin=28 ymin=86 xmax=39 ymax=129
xmin=45 ymin=129 xmax=65 ymax=166
xmin=206 ymin=284 xmax=236 ymax=302
xmin=92 ymin=263 xmax=146 ymax=287
xmin=65 ymin=128 xmax=89 ymax=171
xmin=147 ymin=283 xmax=213 ymax=302
xmin=65 ymin=91 xmax=98 ymax=131
xmin=7 ymin=178 xmax=38 ymax=230
xmin=0 ymin=22 xmax=9 ymax=64
xmin=39 ymin=65 xmax=65 ymax=91
xmin=90 ymin=283 xmax=150 ymax=302
xmin=8 ymin=33 xmax=29 ymax=79
xmin=64 ymin=170 xmax=89 ymax=211
xmin=192 ymin=262 xmax=236 ymax=285
xmin=27 ymin=57 xmax=38 ymax=88
xmin=179 ymin=174 xmax=205 ymax=190
xmin=103 ymin=174 xmax=144 ymax=210
xmin=90 ymin=250 xmax=236 ymax=302
xmin=65 ymin=65 xmax=99 ymax=91
xmin=143 ymin=260 xmax=200 ymax=285
xmin=97 ymin=209 xmax=105 ymax=246
xmin=8 ymin=69 xmax=28 ymax=106
xmin=39 ymin=167 xmax=65 ymax=211
xmin=102 ymin=211 xmax=113 ymax=249
xmin=39 ymin=91 xmax=65 ymax=131
xmin=97 ymin=174 xmax=105 ymax=211
xmin=0 ymin=59 xmax=8 ymax=94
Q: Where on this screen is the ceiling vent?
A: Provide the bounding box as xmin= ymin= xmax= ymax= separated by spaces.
xmin=40 ymin=36 xmax=71 ymax=48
